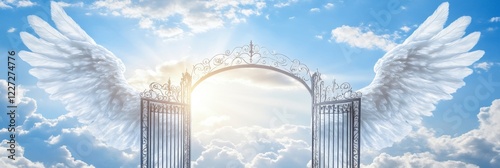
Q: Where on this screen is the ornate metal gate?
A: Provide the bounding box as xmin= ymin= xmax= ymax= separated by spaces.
xmin=140 ymin=73 xmax=191 ymax=168
xmin=311 ymin=73 xmax=361 ymax=168
xmin=140 ymin=42 xmax=361 ymax=168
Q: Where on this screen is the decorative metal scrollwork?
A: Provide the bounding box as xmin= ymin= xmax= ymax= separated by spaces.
xmin=141 ymin=80 xmax=182 ymax=102
xmin=140 ymin=42 xmax=361 ymax=168
xmin=191 ymin=41 xmax=312 ymax=87
xmin=313 ymin=72 xmax=362 ymax=103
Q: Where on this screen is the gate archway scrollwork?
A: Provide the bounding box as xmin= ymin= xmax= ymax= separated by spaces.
xmin=140 ymin=42 xmax=361 ymax=168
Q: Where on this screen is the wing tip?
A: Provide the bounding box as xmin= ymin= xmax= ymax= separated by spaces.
xmin=50 ymin=1 xmax=62 ymax=12
xmin=439 ymin=2 xmax=449 ymax=11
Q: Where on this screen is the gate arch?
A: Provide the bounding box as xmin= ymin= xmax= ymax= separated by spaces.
xmin=140 ymin=42 xmax=361 ymax=168
xmin=190 ymin=41 xmax=312 ymax=95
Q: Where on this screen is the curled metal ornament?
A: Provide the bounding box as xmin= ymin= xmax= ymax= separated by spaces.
xmin=191 ymin=41 xmax=312 ymax=87
xmin=313 ymin=72 xmax=362 ymax=103
xmin=140 ymin=80 xmax=182 ymax=102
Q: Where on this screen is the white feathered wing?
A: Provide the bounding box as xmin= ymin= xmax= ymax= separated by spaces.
xmin=359 ymin=2 xmax=484 ymax=150
xmin=19 ymin=2 xmax=140 ymax=150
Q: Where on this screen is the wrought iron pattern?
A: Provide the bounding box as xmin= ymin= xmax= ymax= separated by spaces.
xmin=140 ymin=73 xmax=191 ymax=168
xmin=140 ymin=100 xmax=149 ymax=168
xmin=140 ymin=42 xmax=361 ymax=168
xmin=312 ymin=72 xmax=361 ymax=168
xmin=191 ymin=41 xmax=312 ymax=89
xmin=313 ymin=74 xmax=362 ymax=103
xmin=141 ymin=80 xmax=182 ymax=103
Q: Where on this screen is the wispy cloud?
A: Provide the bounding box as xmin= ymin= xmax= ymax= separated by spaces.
xmin=92 ymin=0 xmax=266 ymax=39
xmin=324 ymin=3 xmax=334 ymax=9
xmin=55 ymin=1 xmax=83 ymax=7
xmin=400 ymin=26 xmax=411 ymax=33
xmin=0 ymin=1 xmax=11 ymax=8
xmin=490 ymin=17 xmax=500 ymax=22
xmin=0 ymin=0 xmax=36 ymax=8
xmin=310 ymin=8 xmax=320 ymax=13
xmin=331 ymin=25 xmax=397 ymax=51
xmin=473 ymin=62 xmax=497 ymax=73
xmin=7 ymin=27 xmax=15 ymax=33
xmin=274 ymin=0 xmax=298 ymax=8
xmin=315 ymin=35 xmax=323 ymax=40
xmin=487 ymin=27 xmax=498 ymax=32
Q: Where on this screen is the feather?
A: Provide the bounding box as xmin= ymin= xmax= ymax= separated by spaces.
xmin=19 ymin=2 xmax=140 ymax=150
xmin=359 ymin=2 xmax=484 ymax=150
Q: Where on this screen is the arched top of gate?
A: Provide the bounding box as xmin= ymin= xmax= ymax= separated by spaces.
xmin=191 ymin=41 xmax=313 ymax=93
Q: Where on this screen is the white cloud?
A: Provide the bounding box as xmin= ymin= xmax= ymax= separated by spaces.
xmin=182 ymin=12 xmax=224 ymax=33
xmin=400 ymin=25 xmax=411 ymax=33
xmin=53 ymin=146 xmax=95 ymax=168
xmin=7 ymin=27 xmax=15 ymax=33
xmin=0 ymin=79 xmax=140 ymax=167
xmin=490 ymin=17 xmax=500 ymax=22
xmin=0 ymin=140 xmax=45 ymax=168
xmin=154 ymin=27 xmax=184 ymax=38
xmin=324 ymin=3 xmax=334 ymax=9
xmin=363 ymin=152 xmax=478 ymax=168
xmin=473 ymin=62 xmax=495 ymax=72
xmin=55 ymin=1 xmax=83 ymax=7
xmin=273 ymin=0 xmax=298 ymax=8
xmin=16 ymin=0 xmax=36 ymax=7
xmin=487 ymin=27 xmax=498 ymax=32
xmin=364 ymin=99 xmax=500 ymax=167
xmin=310 ymin=8 xmax=320 ymax=13
xmin=192 ymin=124 xmax=311 ymax=167
xmin=0 ymin=1 xmax=11 ymax=8
xmin=315 ymin=35 xmax=323 ymax=40
xmin=127 ymin=59 xmax=192 ymax=90
xmin=138 ymin=18 xmax=153 ymax=29
xmin=92 ymin=0 xmax=267 ymax=39
xmin=0 ymin=0 xmax=36 ymax=8
xmin=288 ymin=16 xmax=295 ymax=20
xmin=331 ymin=25 xmax=397 ymax=51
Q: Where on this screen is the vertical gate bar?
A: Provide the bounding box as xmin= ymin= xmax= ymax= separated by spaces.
xmin=152 ymin=104 xmax=155 ymax=167
xmin=357 ymin=100 xmax=361 ymax=168
xmin=322 ymin=106 xmax=326 ymax=168
xmin=346 ymin=102 xmax=351 ymax=167
xmin=337 ymin=106 xmax=340 ymax=167
xmin=312 ymin=104 xmax=316 ymax=168
xmin=171 ymin=106 xmax=173 ymax=167
xmin=333 ymin=105 xmax=336 ymax=168
xmin=342 ymin=105 xmax=345 ymax=167
xmin=155 ymin=105 xmax=161 ymax=165
xmin=164 ymin=108 xmax=169 ymax=167
xmin=148 ymin=102 xmax=150 ymax=168
xmin=352 ymin=100 xmax=356 ymax=168
xmin=141 ymin=100 xmax=144 ymax=168
xmin=327 ymin=106 xmax=330 ymax=168
xmin=157 ymin=106 xmax=160 ymax=167
xmin=175 ymin=108 xmax=178 ymax=167
xmin=181 ymin=106 xmax=184 ymax=167
xmin=179 ymin=107 xmax=181 ymax=167
xmin=175 ymin=107 xmax=177 ymax=167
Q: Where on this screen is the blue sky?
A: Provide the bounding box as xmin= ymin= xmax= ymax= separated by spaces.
xmin=1 ymin=0 xmax=500 ymax=167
